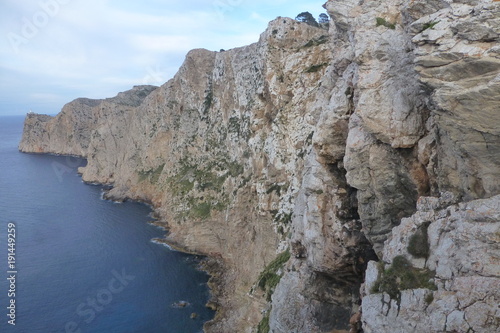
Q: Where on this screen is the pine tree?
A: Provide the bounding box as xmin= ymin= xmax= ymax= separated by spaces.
xmin=295 ymin=12 xmax=319 ymax=27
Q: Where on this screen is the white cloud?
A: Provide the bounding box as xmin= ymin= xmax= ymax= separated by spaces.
xmin=30 ymin=92 xmax=65 ymax=103
xmin=0 ymin=0 xmax=327 ymax=116
xmin=129 ymin=34 xmax=195 ymax=53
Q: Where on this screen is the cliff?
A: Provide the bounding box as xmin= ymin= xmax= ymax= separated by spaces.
xmin=19 ymin=0 xmax=500 ymax=332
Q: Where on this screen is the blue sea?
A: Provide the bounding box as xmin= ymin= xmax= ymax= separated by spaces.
xmin=0 ymin=116 xmax=214 ymax=333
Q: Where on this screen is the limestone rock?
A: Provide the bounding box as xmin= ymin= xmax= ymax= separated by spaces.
xmin=363 ymin=195 xmax=500 ymax=333
xmin=20 ymin=17 xmax=334 ymax=333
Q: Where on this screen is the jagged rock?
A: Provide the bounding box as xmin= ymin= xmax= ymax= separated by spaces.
xmin=363 ymin=195 xmax=500 ymax=333
xmin=270 ymin=149 xmax=375 ymax=332
xmin=410 ymin=0 xmax=500 ymax=200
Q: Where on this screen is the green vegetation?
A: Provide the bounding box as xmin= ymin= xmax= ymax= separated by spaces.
xmin=371 ymin=256 xmax=436 ymax=301
xmin=181 ymin=196 xmax=228 ymax=220
xmin=226 ymin=115 xmax=251 ymax=141
xmin=407 ymin=222 xmax=430 ymax=258
xmin=167 ymin=156 xmax=243 ymax=220
xmin=295 ymin=11 xmax=329 ymax=29
xmin=228 ymin=116 xmax=241 ymax=135
xmin=227 ymin=160 xmax=244 ymax=177
xmin=257 ymin=250 xmax=291 ymax=301
xmin=190 ymin=202 xmax=212 ymax=219
xmin=138 ymin=163 xmax=165 ymax=183
xmin=425 ymin=292 xmax=434 ymax=305
xmin=203 ymin=88 xmax=213 ymax=115
xmin=376 ymin=17 xmax=396 ymax=30
xmin=190 ymin=200 xmax=225 ymax=219
xmin=275 ymin=211 xmax=292 ymax=237
xmin=169 ymin=157 xmax=243 ymax=195
xmin=266 ymin=183 xmax=285 ymax=196
xmin=318 ymin=13 xmax=329 ymax=26
xmin=295 ymin=11 xmax=319 ymax=27
xmin=303 ymin=35 xmax=329 ymax=48
xmin=297 ymin=131 xmax=314 ymax=158
xmin=305 ymin=63 xmax=328 ymax=73
xmin=257 ymin=310 xmax=270 ymax=333
xmin=275 ymin=212 xmax=292 ymax=225
xmin=422 ymin=21 xmax=439 ymax=31
xmin=238 ymin=174 xmax=252 ymax=189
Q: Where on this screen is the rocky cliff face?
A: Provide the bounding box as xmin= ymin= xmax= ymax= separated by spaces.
xmin=19 ymin=0 xmax=500 ymax=332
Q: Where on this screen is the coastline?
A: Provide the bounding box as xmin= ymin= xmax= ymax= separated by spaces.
xmin=18 ymin=147 xmax=221 ymax=330
xmin=100 ymin=182 xmax=225 ymax=331
xmin=14 ymin=19 xmax=338 ymax=331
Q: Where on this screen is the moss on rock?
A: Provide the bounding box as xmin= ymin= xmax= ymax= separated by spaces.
xmin=371 ymin=256 xmax=436 ymax=301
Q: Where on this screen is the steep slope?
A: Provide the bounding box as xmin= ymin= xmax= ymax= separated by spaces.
xmin=20 ymin=18 xmax=339 ymax=332
xmin=271 ymin=0 xmax=499 ymax=332
xmin=19 ymin=1 xmax=500 ymax=332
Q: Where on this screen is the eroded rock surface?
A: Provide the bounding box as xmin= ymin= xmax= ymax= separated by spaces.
xmin=363 ymin=194 xmax=500 ymax=333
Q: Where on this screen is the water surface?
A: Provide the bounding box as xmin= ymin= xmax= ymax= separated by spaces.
xmin=0 ymin=116 xmax=213 ymax=333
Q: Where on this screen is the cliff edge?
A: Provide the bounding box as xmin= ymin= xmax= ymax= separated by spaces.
xmin=19 ymin=1 xmax=500 ymax=332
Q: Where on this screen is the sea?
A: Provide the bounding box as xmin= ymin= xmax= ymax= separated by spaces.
xmin=0 ymin=115 xmax=214 ymax=333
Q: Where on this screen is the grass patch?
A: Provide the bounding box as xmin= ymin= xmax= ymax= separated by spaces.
xmin=190 ymin=202 xmax=212 ymax=219
xmin=257 ymin=250 xmax=291 ymax=301
xmin=169 ymin=157 xmax=243 ymax=194
xmin=177 ymin=179 xmax=194 ymax=194
xmin=371 ymin=256 xmax=436 ymax=301
xmin=422 ymin=21 xmax=439 ymax=31
xmin=182 ymin=197 xmax=228 ymax=220
xmin=376 ymin=17 xmax=396 ymax=30
xmin=138 ymin=164 xmax=165 ymax=184
xmin=167 ymin=156 xmax=242 ymax=220
xmin=408 ymin=222 xmax=430 ymax=259
xmin=257 ymin=310 xmax=270 ymax=333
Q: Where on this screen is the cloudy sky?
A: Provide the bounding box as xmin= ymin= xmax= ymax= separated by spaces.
xmin=0 ymin=0 xmax=327 ymax=116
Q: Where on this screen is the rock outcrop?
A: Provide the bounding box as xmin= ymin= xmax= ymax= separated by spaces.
xmin=363 ymin=194 xmax=500 ymax=333
xmin=19 ymin=0 xmax=500 ymax=332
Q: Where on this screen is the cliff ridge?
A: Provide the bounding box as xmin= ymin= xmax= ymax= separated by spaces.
xmin=19 ymin=1 xmax=500 ymax=332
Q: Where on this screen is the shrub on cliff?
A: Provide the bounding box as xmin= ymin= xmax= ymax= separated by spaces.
xmin=256 ymin=250 xmax=291 ymax=301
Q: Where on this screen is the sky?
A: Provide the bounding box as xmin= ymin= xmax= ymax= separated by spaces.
xmin=0 ymin=0 xmax=327 ymax=116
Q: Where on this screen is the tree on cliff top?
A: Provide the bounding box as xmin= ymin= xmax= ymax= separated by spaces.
xmin=295 ymin=12 xmax=319 ymax=27
xmin=318 ymin=13 xmax=330 ymax=29
xmin=318 ymin=13 xmax=329 ymax=25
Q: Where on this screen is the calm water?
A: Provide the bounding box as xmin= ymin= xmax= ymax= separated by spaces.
xmin=0 ymin=116 xmax=214 ymax=333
